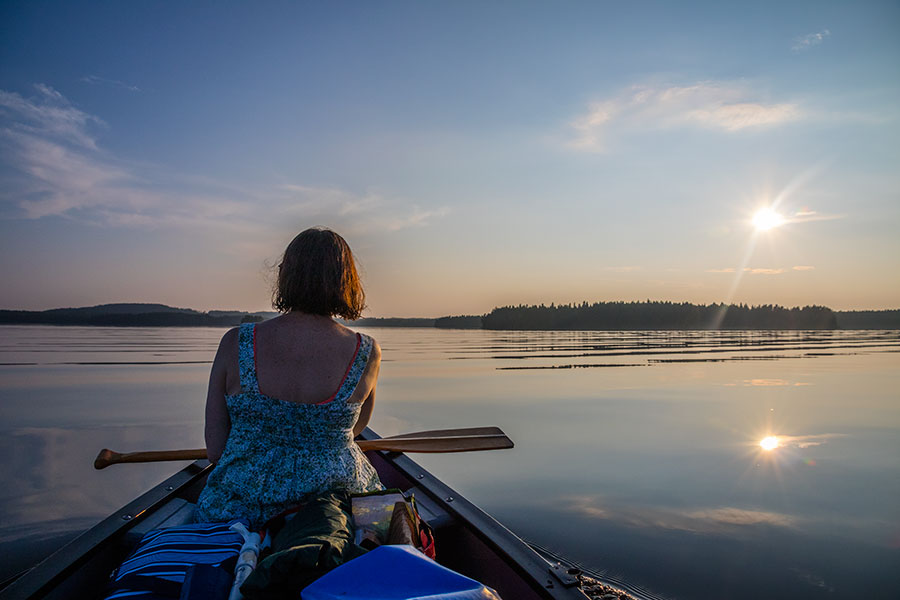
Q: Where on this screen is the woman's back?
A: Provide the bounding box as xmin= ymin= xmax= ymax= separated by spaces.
xmin=196 ymin=319 xmax=382 ymax=528
xmin=235 ymin=314 xmax=373 ymax=405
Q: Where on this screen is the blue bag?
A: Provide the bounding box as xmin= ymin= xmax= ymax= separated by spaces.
xmin=105 ymin=519 xmax=247 ymax=600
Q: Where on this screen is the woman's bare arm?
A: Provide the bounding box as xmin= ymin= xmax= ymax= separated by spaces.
xmin=205 ymin=328 xmax=237 ymax=464
xmin=353 ymin=341 xmax=381 ymax=438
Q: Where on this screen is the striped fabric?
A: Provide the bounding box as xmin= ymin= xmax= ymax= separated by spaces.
xmin=105 ymin=520 xmax=246 ymax=600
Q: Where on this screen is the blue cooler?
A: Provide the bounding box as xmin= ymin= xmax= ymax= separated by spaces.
xmin=301 ymin=544 xmax=502 ymax=600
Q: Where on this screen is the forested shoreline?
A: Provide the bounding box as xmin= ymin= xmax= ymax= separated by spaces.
xmin=474 ymin=302 xmax=900 ymax=330
xmin=1 ymin=302 xmax=898 ymax=330
xmin=482 ymin=301 xmax=839 ymax=330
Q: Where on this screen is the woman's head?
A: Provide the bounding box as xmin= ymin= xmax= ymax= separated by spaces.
xmin=273 ymin=228 xmax=365 ymax=320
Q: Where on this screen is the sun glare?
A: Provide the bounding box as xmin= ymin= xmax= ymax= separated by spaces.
xmin=752 ymin=207 xmax=786 ymax=231
xmin=760 ymin=436 xmax=780 ymax=451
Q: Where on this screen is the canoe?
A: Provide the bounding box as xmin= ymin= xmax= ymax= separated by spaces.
xmin=0 ymin=429 xmax=591 ymax=600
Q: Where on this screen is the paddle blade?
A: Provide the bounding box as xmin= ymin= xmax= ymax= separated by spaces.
xmin=384 ymin=426 xmax=504 ymax=439
xmin=357 ymin=434 xmax=514 ymax=454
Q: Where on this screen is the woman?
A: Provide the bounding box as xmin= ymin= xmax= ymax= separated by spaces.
xmin=195 ymin=228 xmax=383 ymax=528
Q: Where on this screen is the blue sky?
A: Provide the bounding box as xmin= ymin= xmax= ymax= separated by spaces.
xmin=1 ymin=1 xmax=898 ymax=315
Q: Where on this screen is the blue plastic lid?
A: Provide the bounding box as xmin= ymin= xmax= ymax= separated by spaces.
xmin=301 ymin=544 xmax=502 ymax=600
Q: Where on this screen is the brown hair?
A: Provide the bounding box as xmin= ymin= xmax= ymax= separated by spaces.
xmin=272 ymin=228 xmax=366 ymax=320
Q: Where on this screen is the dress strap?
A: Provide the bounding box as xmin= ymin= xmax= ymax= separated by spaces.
xmin=238 ymin=323 xmax=260 ymax=394
xmin=328 ymin=333 xmax=373 ymax=403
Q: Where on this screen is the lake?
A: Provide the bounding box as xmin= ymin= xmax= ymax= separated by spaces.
xmin=1 ymin=325 xmax=898 ymax=598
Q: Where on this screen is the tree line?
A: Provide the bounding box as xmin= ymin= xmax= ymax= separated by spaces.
xmin=479 ymin=301 xmax=841 ymax=330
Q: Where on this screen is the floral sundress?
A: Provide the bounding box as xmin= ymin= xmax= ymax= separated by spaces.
xmin=195 ymin=323 xmax=382 ymax=528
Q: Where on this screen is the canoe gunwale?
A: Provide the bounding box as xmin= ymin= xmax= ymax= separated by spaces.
xmin=0 ymin=461 xmax=212 ymax=600
xmin=359 ymin=429 xmax=588 ymax=600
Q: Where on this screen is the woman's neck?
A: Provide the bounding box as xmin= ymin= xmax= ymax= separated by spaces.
xmin=279 ymin=311 xmax=335 ymax=327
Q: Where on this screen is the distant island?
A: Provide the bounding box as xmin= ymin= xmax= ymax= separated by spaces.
xmin=0 ymin=304 xmax=276 ymax=327
xmin=1 ymin=301 xmax=898 ymax=330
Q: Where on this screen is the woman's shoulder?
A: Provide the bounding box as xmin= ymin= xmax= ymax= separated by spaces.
xmin=339 ymin=323 xmax=380 ymax=361
xmin=350 ymin=326 xmax=379 ymax=349
xmin=216 ymin=327 xmax=241 ymax=352
xmin=361 ymin=334 xmax=381 ymax=363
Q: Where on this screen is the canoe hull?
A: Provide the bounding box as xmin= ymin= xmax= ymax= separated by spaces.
xmin=0 ymin=430 xmax=587 ymax=600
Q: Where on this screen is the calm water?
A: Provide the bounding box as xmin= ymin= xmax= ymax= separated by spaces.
xmin=1 ymin=325 xmax=898 ymax=598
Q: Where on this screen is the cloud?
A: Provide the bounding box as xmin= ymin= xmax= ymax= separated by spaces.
xmin=745 ymin=268 xmax=785 ymax=275
xmin=562 ymin=495 xmax=797 ymax=534
xmin=570 ymin=101 xmax=616 ymax=150
xmin=0 ymin=84 xmax=104 ymax=149
xmin=277 ymin=184 xmax=450 ymax=233
xmin=792 ymin=265 xmax=815 ymax=271
xmin=3 ymin=131 xmax=132 ymax=218
xmin=383 ymin=206 xmax=451 ymax=231
xmin=686 ymin=102 xmax=799 ymax=131
xmin=684 ymin=507 xmax=796 ymax=528
xmin=0 ymin=85 xmax=448 ymax=238
xmin=792 ymin=30 xmax=831 ymax=52
xmin=570 ymin=81 xmax=801 ymax=150
xmin=787 ymin=210 xmax=845 ymax=224
xmin=81 ymin=75 xmax=141 ymax=93
xmin=772 ymin=433 xmax=847 ymax=449
xmin=743 ymin=379 xmax=791 ymax=387
xmin=708 ymin=267 xmax=786 ymax=275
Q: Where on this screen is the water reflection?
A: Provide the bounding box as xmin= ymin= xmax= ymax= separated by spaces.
xmin=0 ymin=325 xmax=898 ymax=599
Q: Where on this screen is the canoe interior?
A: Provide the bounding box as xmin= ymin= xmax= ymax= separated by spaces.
xmin=1 ymin=430 xmax=587 ymax=600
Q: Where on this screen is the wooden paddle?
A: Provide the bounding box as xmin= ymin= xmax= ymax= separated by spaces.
xmin=94 ymin=428 xmax=513 ymax=469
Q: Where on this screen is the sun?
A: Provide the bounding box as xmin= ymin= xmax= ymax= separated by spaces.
xmin=760 ymin=436 xmax=780 ymax=451
xmin=752 ymin=207 xmax=786 ymax=231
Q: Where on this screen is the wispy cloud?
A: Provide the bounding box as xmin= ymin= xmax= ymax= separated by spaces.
xmin=81 ymin=75 xmax=141 ymax=92
xmin=786 ymin=210 xmax=845 ymax=224
xmin=0 ymin=84 xmax=104 ymax=149
xmin=0 ymin=85 xmax=448 ymax=238
xmin=383 ymin=206 xmax=451 ymax=231
xmin=792 ymin=265 xmax=815 ymax=271
xmin=277 ymin=184 xmax=450 ymax=233
xmin=772 ymin=433 xmax=847 ymax=449
xmin=745 ymin=268 xmax=786 ymax=275
xmin=684 ymin=507 xmax=796 ymax=528
xmin=687 ymin=102 xmax=799 ymax=131
xmin=562 ymin=495 xmax=797 ymax=534
xmin=792 ymin=30 xmax=831 ymax=52
xmin=708 ymin=267 xmax=786 ymax=275
xmin=571 ymin=81 xmax=801 ymax=151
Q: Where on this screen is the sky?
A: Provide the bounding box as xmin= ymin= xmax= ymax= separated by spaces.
xmin=1 ymin=1 xmax=898 ymax=317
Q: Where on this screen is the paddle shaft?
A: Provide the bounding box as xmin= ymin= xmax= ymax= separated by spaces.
xmin=94 ymin=430 xmax=512 ymax=469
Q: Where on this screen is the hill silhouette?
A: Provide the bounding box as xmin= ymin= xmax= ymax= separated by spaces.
xmin=0 ymin=303 xmax=265 ymax=327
